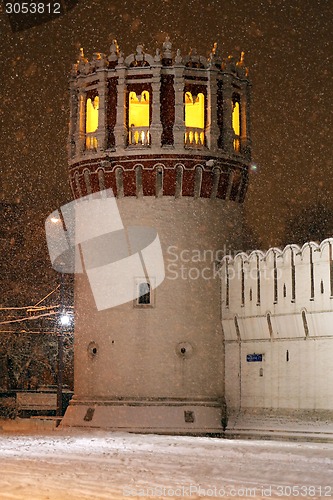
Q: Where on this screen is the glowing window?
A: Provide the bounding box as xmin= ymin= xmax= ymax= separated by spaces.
xmin=129 ymin=91 xmax=150 ymax=128
xmin=86 ymin=96 xmax=99 ymax=133
xmin=185 ymin=92 xmax=204 ymax=129
xmin=232 ymin=95 xmax=240 ymax=152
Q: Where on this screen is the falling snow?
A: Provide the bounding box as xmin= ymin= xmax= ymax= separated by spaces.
xmin=0 ymin=2 xmax=333 ymax=496
xmin=1 ymin=0 xmax=332 ymax=257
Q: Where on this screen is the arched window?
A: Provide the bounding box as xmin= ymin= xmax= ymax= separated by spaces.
xmin=184 ymin=92 xmax=205 ymax=146
xmin=232 ymin=94 xmax=241 ymax=152
xmin=86 ymin=95 xmax=99 ymax=149
xmin=128 ymin=91 xmax=150 ymax=145
xmin=138 ymin=281 xmax=151 ymax=305
xmin=185 ymin=92 xmax=204 ymax=129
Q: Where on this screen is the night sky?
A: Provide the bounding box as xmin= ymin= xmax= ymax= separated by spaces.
xmin=0 ymin=0 xmax=332 ymax=299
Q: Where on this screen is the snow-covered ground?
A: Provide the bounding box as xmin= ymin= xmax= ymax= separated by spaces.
xmin=0 ymin=428 xmax=332 ymax=500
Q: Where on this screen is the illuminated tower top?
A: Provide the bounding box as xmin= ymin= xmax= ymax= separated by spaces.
xmin=68 ymin=38 xmax=251 ymax=202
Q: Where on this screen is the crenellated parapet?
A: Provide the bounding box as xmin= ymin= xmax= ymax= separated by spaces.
xmin=68 ymin=38 xmax=251 ymax=202
xmin=221 ymin=238 xmax=333 ymax=341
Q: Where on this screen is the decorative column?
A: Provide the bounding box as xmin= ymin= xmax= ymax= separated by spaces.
xmin=95 ymin=55 xmax=107 ymax=152
xmin=149 ymin=51 xmax=163 ymax=148
xmin=75 ymin=87 xmax=86 ymax=156
xmin=173 ymin=50 xmax=185 ymax=150
xmin=206 ymin=59 xmax=220 ymax=152
xmin=236 ymin=53 xmax=251 ymax=160
xmin=68 ymin=75 xmax=78 ymax=159
xmin=243 ymin=82 xmax=252 ymax=160
xmin=114 ymin=54 xmax=127 ymax=150
xmin=75 ymin=49 xmax=88 ymax=156
xmin=221 ymin=73 xmax=234 ymax=155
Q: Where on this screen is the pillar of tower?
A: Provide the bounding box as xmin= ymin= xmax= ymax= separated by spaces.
xmin=244 ymin=82 xmax=252 ymax=160
xmin=75 ymin=90 xmax=85 ymax=156
xmin=206 ymin=64 xmax=219 ymax=152
xmin=96 ymin=68 xmax=107 ymax=152
xmin=149 ymin=57 xmax=163 ymax=148
xmin=173 ymin=61 xmax=186 ymax=150
xmin=114 ymin=63 xmax=127 ymax=150
xmin=221 ymin=74 xmax=234 ymax=155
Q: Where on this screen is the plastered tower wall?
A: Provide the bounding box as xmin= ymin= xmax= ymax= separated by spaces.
xmin=71 ymin=198 xmax=242 ymax=432
xmin=61 ymin=39 xmax=251 ymax=433
xmin=221 ymin=239 xmax=333 ymax=416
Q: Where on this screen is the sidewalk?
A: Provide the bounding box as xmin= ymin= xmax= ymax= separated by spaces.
xmin=225 ymin=409 xmax=333 ymax=442
xmin=2 ymin=412 xmax=333 ymax=442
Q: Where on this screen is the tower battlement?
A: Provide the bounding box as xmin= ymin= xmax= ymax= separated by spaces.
xmin=68 ymin=39 xmax=251 ymax=202
xmin=221 ymin=238 xmax=333 ymax=328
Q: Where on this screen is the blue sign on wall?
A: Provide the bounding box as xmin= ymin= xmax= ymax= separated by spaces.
xmin=246 ymin=353 xmax=263 ymax=362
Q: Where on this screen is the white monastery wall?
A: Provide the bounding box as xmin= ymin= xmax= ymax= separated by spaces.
xmin=221 ymin=238 xmax=333 ymax=412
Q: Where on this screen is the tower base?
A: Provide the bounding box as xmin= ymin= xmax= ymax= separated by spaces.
xmin=60 ymin=397 xmax=225 ymax=435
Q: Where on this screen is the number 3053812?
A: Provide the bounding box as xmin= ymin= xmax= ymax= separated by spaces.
xmin=5 ymin=3 xmax=61 ymax=14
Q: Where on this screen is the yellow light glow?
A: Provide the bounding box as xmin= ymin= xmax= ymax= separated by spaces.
xmin=185 ymin=92 xmax=204 ymax=129
xmin=86 ymin=96 xmax=99 ymax=133
xmin=232 ymin=101 xmax=240 ymax=136
xmin=232 ymin=100 xmax=240 ymax=151
xmin=128 ymin=91 xmax=150 ymax=128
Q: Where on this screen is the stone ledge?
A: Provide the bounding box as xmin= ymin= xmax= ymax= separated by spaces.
xmin=225 ymin=408 xmax=333 ymax=442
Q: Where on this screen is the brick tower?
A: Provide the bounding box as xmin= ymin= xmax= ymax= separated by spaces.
xmin=61 ymin=39 xmax=251 ymax=433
